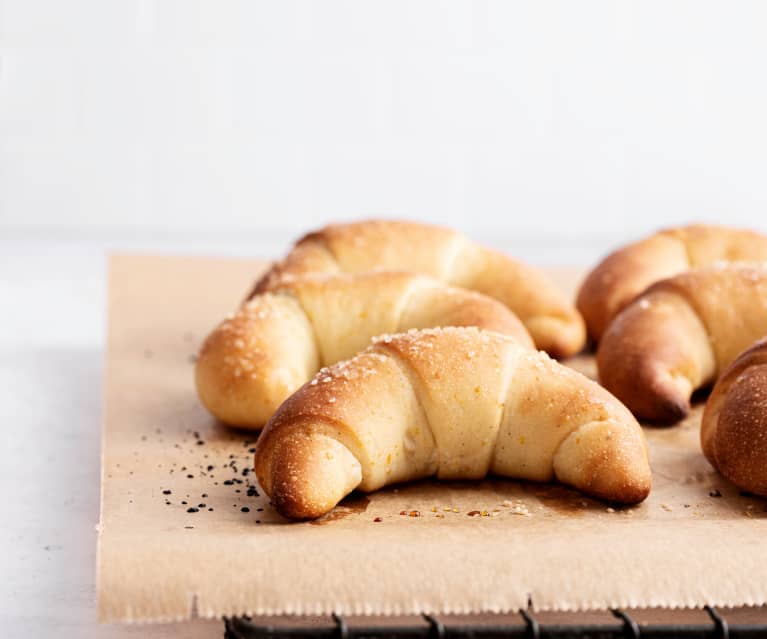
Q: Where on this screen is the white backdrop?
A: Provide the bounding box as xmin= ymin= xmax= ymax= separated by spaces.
xmin=2 ymin=1 xmax=767 ymax=255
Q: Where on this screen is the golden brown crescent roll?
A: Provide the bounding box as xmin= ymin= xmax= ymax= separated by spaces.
xmin=196 ymin=272 xmax=534 ymax=429
xmin=255 ymin=327 xmax=651 ymax=520
xmin=597 ymin=264 xmax=767 ymax=423
xmin=251 ymin=220 xmax=585 ymax=358
xmin=701 ymin=337 xmax=767 ymax=496
xmin=577 ymin=224 xmax=767 ymax=342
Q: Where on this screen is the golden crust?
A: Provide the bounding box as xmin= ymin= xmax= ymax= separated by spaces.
xmin=702 ymin=338 xmax=767 ymax=496
xmin=249 ymin=219 xmax=585 ymax=357
xmin=577 ymin=224 xmax=767 ymax=342
xmin=195 ymin=294 xmax=319 ymax=429
xmin=597 ymin=264 xmax=767 ymax=423
xmin=255 ymin=327 xmax=650 ymax=520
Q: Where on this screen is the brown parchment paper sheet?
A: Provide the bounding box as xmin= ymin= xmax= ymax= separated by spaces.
xmin=97 ymin=255 xmax=767 ymax=623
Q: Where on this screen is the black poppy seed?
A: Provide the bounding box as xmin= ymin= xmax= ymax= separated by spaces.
xmin=242 ymin=468 xmax=250 ymax=476
xmin=223 ymin=480 xmax=234 ymax=486
xmin=207 ymin=465 xmax=214 ymax=471
xmin=201 ymin=493 xmax=208 ymax=498
xmin=187 ymin=507 xmax=198 ymax=513
xmin=187 ymin=474 xmax=194 ymax=479
xmin=241 ymin=507 xmax=250 ymax=513
xmin=208 ymin=508 xmax=214 ymax=511
xmin=181 ymin=501 xmax=187 ymax=505
xmin=198 ymin=503 xmax=206 ymax=508
xmin=163 ymin=490 xmax=171 ymax=495
xmin=196 ymin=441 xmax=204 ymax=446
xmin=165 ymin=501 xmax=171 ymax=505
xmin=257 ymin=507 xmax=263 ymax=512
xmin=255 ymin=520 xmax=261 ymax=524
xmin=248 ymin=447 xmax=256 ymax=453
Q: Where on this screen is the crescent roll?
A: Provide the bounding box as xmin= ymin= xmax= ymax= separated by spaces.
xmin=196 ymin=272 xmax=534 ymax=429
xmin=251 ymin=220 xmax=585 ymax=358
xmin=597 ymin=263 xmax=767 ymax=423
xmin=255 ymin=327 xmax=651 ymax=520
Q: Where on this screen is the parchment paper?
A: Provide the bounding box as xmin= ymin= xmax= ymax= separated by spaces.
xmin=97 ymin=255 xmax=767 ymax=623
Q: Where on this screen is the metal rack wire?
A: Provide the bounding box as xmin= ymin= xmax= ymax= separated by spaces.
xmin=224 ymin=605 xmax=767 ymax=638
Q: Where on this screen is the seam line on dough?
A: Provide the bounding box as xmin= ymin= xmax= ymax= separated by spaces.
xmin=370 ymin=344 xmax=440 ymax=475
xmin=491 ymin=346 xmax=526 ymax=472
xmin=443 ymin=235 xmax=474 ymax=286
xmin=670 ymin=230 xmax=695 ymax=269
xmin=393 ymin=277 xmax=431 ymax=334
xmin=663 ymin=288 xmax=720 ymax=375
xmin=312 ymin=234 xmax=344 ymax=271
xmin=272 ymin=288 xmax=326 ymax=367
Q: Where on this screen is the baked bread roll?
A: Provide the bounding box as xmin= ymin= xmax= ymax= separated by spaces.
xmin=196 ymin=272 xmax=534 ymax=429
xmin=251 ymin=220 xmax=585 ymax=358
xmin=577 ymin=224 xmax=767 ymax=342
xmin=597 ymin=264 xmax=767 ymax=423
xmin=701 ymin=337 xmax=767 ymax=496
xmin=255 ymin=327 xmax=651 ymax=520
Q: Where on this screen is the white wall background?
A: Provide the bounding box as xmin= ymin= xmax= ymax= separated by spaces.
xmin=2 ymin=1 xmax=767 ymax=256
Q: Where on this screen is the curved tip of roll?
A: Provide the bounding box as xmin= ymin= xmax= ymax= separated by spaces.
xmin=261 ymin=431 xmax=363 ymax=521
xmin=526 ymin=313 xmax=587 ymax=359
xmin=597 ymin=342 xmax=693 ymax=424
xmin=554 ymin=418 xmax=652 ymax=505
xmin=194 ymin=335 xmax=286 ymax=430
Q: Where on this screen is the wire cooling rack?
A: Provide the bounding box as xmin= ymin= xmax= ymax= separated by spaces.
xmin=225 ymin=605 xmax=767 ymax=638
